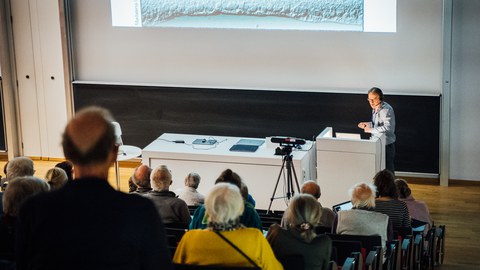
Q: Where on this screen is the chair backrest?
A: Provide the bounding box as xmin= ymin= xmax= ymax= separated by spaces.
xmin=188 ymin=205 xmax=199 ymax=216
xmin=384 ymin=240 xmax=399 ymax=270
xmin=277 ymin=253 xmax=304 ymax=270
xmin=341 ymin=257 xmax=357 ymax=270
xmin=365 ymin=247 xmax=382 ymax=270
xmin=315 ymin=226 xmax=332 ymax=234
xmin=165 ymin=227 xmax=188 ymax=257
xmin=328 ymin=234 xmax=382 ymax=253
xmin=331 ymin=240 xmax=362 ymax=267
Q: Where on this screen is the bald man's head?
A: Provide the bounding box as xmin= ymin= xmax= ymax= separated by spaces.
xmin=300 ymin=180 xmax=321 ymax=199
xmin=62 ymin=107 xmax=116 ymax=166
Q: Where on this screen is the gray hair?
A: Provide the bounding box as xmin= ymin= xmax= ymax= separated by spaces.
xmin=44 ymin=167 xmax=68 ymax=191
xmin=6 ymin=157 xmax=35 ymax=180
xmin=185 ymin=172 xmax=201 ymax=189
xmin=150 ymin=165 xmax=172 ymax=191
xmin=2 ymin=176 xmax=50 ymax=216
xmin=283 ymin=194 xmax=321 ymax=242
xmin=205 ymin=183 xmax=244 ymax=224
xmin=349 ymin=182 xmax=377 ymax=209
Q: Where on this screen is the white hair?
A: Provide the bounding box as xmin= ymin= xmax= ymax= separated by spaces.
xmin=205 ymin=183 xmax=244 ymax=224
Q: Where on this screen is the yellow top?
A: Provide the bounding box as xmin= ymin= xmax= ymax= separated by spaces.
xmin=173 ymin=228 xmax=283 ymax=270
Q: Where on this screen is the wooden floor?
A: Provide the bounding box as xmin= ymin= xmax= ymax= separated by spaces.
xmin=3 ymin=159 xmax=480 ymax=269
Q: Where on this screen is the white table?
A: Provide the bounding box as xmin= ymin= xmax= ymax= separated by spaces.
xmin=316 ymin=127 xmax=385 ymax=208
xmin=142 ymin=133 xmax=316 ymax=210
xmin=115 ymin=145 xmax=142 ymax=190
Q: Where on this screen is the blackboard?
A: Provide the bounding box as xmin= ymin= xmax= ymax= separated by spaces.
xmin=73 ymin=83 xmax=440 ymax=174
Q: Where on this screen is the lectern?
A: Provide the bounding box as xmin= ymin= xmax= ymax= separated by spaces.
xmin=316 ymin=127 xmax=385 ymax=208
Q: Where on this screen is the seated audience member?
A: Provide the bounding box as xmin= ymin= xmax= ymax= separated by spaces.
xmin=240 ymin=181 xmax=256 ymax=207
xmin=6 ymin=157 xmax=35 ymax=181
xmin=1 ymin=161 xmax=9 ymax=191
xmin=334 ymin=182 xmax=391 ymax=249
xmin=189 ymin=169 xmax=262 ymax=230
xmin=44 ymin=167 xmax=68 ymax=190
xmin=55 ymin=160 xmax=74 ymax=182
xmin=145 ymin=165 xmax=191 ymax=225
xmin=175 ymin=172 xmax=205 ymax=206
xmin=395 ymin=179 xmax=433 ymax=230
xmin=173 ymin=183 xmax=283 ymax=269
xmin=15 ymin=106 xmax=172 ymax=269
xmin=373 ymin=170 xmax=411 ymax=228
xmin=0 ymin=176 xmax=50 ymax=261
xmin=267 ymin=194 xmax=332 ymax=270
xmin=300 ymin=180 xmax=336 ymax=228
xmin=129 ymin=164 xmax=153 ymax=194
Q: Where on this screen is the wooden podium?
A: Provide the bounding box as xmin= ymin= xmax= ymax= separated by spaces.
xmin=316 ymin=127 xmax=385 ymax=208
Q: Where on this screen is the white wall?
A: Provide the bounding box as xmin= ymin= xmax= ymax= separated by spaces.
xmin=450 ymin=0 xmax=480 ymax=181
xmin=9 ymin=0 xmax=68 ymax=158
xmin=71 ymin=0 xmax=443 ymax=95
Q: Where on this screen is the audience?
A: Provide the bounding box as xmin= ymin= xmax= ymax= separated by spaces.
xmin=173 ymin=183 xmax=283 ymax=269
xmin=395 ymin=178 xmax=433 ymax=230
xmin=333 ymin=182 xmax=391 ymax=250
xmin=300 ymin=180 xmax=336 ymax=228
xmin=6 ymin=157 xmax=34 ymax=181
xmin=15 ymin=106 xmax=172 ymax=269
xmin=1 ymin=161 xmax=9 ymax=191
xmin=144 ymin=165 xmax=191 ymax=226
xmin=240 ymin=181 xmax=256 ymax=207
xmin=129 ymin=164 xmax=153 ymax=194
xmin=44 ymin=167 xmax=68 ymax=190
xmin=373 ymin=169 xmax=411 ymax=228
xmin=175 ymin=172 xmax=205 ymax=206
xmin=0 ymin=176 xmax=49 ymax=261
xmin=55 ymin=160 xmax=74 ymax=182
xmin=189 ymin=169 xmax=262 ymax=230
xmin=267 ymin=194 xmax=332 ymax=270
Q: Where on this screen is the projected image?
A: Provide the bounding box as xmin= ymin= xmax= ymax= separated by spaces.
xmin=111 ymin=0 xmax=395 ymax=32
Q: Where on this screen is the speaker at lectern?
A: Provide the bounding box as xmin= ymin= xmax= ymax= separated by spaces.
xmin=315 ymin=127 xmax=385 ymax=208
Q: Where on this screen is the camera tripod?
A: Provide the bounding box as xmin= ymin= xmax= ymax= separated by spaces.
xmin=267 ymin=145 xmax=301 ymax=213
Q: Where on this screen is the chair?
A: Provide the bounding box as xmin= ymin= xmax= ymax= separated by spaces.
xmin=165 ymin=227 xmax=188 ymax=257
xmin=384 ymin=240 xmax=399 ymax=270
xmin=277 ymin=254 xmax=304 ymax=270
xmin=422 ymin=226 xmax=437 ymax=270
xmin=173 ymin=264 xmax=257 ymax=270
xmin=365 ymin=247 xmax=382 ymax=270
xmin=400 ymin=235 xmax=413 ymax=270
xmin=434 ymin=225 xmax=445 ymax=266
xmin=259 ymin=216 xmax=282 ymax=231
xmin=327 ymin=260 xmax=338 ymax=270
xmin=342 ymin=257 xmax=357 ymax=270
xmin=350 ymin=251 xmax=364 ymax=270
xmin=327 ymin=234 xmax=382 ymax=255
xmin=412 ymin=234 xmax=423 ymax=270
xmin=188 ymin=205 xmax=199 ymax=216
xmin=315 ymin=226 xmax=333 ymax=234
xmin=331 ymin=240 xmax=362 ymax=268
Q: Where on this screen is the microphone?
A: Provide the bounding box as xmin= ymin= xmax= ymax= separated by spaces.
xmin=270 ymin=136 xmax=306 ymax=145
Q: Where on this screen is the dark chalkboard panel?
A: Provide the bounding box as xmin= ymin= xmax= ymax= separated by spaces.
xmin=73 ymin=83 xmax=440 ymax=174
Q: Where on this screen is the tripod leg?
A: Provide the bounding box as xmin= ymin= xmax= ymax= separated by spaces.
xmin=289 ymin=156 xmax=301 ymax=196
xmin=267 ymin=155 xmax=287 ymax=213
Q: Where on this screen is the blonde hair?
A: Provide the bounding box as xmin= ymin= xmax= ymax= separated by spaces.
xmin=205 ymin=183 xmax=244 ymax=224
xmin=44 ymin=167 xmax=68 ymax=190
xmin=349 ymin=182 xmax=377 ymax=209
xmin=284 ymin=194 xmax=322 ymax=242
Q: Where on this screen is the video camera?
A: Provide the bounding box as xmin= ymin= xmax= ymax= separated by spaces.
xmin=270 ymin=136 xmax=306 ymax=155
